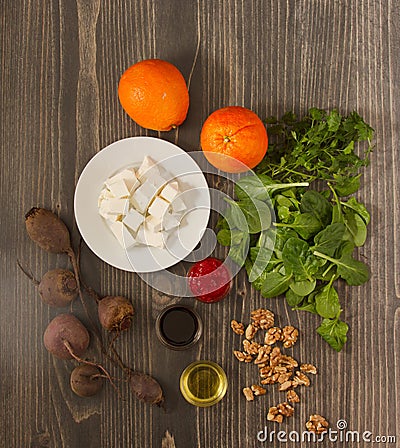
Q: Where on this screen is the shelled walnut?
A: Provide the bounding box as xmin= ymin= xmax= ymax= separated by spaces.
xmin=306 ymin=415 xmax=329 ymax=434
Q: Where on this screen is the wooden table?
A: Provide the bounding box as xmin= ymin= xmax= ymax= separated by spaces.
xmin=1 ymin=1 xmax=399 ymax=447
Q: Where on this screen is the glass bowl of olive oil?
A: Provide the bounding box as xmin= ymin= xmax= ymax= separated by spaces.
xmin=179 ymin=361 xmax=227 ymax=407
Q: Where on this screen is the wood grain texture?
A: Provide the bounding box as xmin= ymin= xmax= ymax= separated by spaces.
xmin=1 ymin=1 xmax=399 ymax=447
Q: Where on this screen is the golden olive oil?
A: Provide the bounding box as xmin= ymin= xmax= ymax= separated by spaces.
xmin=180 ymin=361 xmax=227 ymax=407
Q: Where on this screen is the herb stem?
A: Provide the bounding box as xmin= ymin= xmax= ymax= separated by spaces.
xmin=313 ymin=250 xmax=336 ymax=263
xmin=268 ymin=182 xmax=310 ymax=190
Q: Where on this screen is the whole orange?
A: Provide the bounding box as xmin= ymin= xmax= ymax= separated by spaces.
xmin=118 ymin=59 xmax=189 ymax=131
xmin=200 ymin=106 xmax=268 ymax=173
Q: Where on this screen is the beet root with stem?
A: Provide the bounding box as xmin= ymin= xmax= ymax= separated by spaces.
xmin=44 ymin=314 xmax=90 ymax=360
xmin=98 ymin=296 xmax=134 ymax=332
xmin=25 ymin=207 xmax=71 ymax=254
xmin=39 ymin=269 xmax=78 ymax=307
xmin=128 ymin=370 xmax=164 ymax=406
xmin=70 ymin=365 xmax=104 ymax=397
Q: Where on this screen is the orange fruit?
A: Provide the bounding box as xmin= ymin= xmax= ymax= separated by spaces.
xmin=118 ymin=59 xmax=189 ymax=131
xmin=200 ymin=106 xmax=268 ymax=173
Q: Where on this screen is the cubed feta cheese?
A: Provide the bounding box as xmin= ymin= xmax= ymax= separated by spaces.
xmin=137 ymin=156 xmax=160 ymax=180
xmin=148 ymin=173 xmax=167 ymax=191
xmin=135 ymin=225 xmax=165 ymax=248
xmin=98 ymin=188 xmax=114 ymax=207
xmin=123 ymin=209 xmax=144 ymax=233
xmin=130 ymin=181 xmax=158 ymax=213
xmin=145 ymin=230 xmax=165 ymax=249
xmin=99 ymin=206 xmax=122 ymax=222
xmin=160 ymin=181 xmax=179 ymax=203
xmin=123 ymin=170 xmax=140 ymax=193
xmin=170 ymin=196 xmax=186 ymax=213
xmin=148 ymin=196 xmax=169 ymax=219
xmin=106 ymin=168 xmax=140 ymax=194
xmin=107 ymin=179 xmax=131 ymax=198
xmin=101 ymin=198 xmax=129 ymax=215
xmin=162 ymin=212 xmax=180 ymax=231
xmin=135 ymin=224 xmax=146 ymax=244
xmin=145 ymin=215 xmax=162 ymax=233
xmin=108 ymin=221 xmax=137 ymax=248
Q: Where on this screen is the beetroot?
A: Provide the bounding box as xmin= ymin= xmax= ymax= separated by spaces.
xmin=70 ymin=365 xmax=103 ymax=397
xmin=25 ymin=207 xmax=71 ymax=254
xmin=44 ymin=314 xmax=89 ymax=360
xmin=128 ymin=370 xmax=164 ymax=406
xmin=98 ymin=296 xmax=134 ymax=331
xmin=38 ymin=269 xmax=78 ymax=307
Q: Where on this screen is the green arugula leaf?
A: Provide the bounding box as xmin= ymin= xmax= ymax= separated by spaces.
xmin=293 ymin=293 xmax=318 ymax=314
xmin=225 ymin=198 xmax=271 ymax=234
xmin=341 ymin=197 xmax=370 ymax=224
xmin=333 ymin=174 xmax=361 ymax=197
xmin=285 ymin=289 xmax=304 ymax=307
xmin=282 ymin=237 xmax=320 ymax=281
xmin=216 ymin=229 xmax=231 ymax=246
xmin=217 ymin=229 xmax=247 ymax=247
xmin=343 ymin=210 xmax=367 ymax=246
xmin=317 ymin=318 xmax=349 ymax=352
xmin=261 ymin=272 xmax=292 ymax=298
xmin=300 ymin=190 xmax=332 ymax=227
xmin=275 ymin=213 xmax=322 ymax=240
xmin=228 ymin=234 xmax=250 ymax=266
xmin=235 ymin=174 xmax=274 ymax=201
xmin=315 ymin=282 xmax=341 ymax=318
xmin=313 ymin=250 xmax=370 ymax=285
xmin=248 ymin=247 xmax=275 ymax=281
xmin=313 ymin=223 xmax=346 ymax=256
xmin=289 ymin=279 xmax=316 ymax=296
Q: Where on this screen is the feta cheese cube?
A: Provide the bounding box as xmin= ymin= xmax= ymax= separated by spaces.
xmin=99 ymin=207 xmax=121 ymax=222
xmin=148 ymin=196 xmax=169 ymax=219
xmin=106 ymin=169 xmax=139 ymax=192
xmin=162 ymin=212 xmax=180 ymax=231
xmin=101 ymin=198 xmax=129 ymax=215
xmin=135 ymin=224 xmax=146 ymax=244
xmin=98 ymin=188 xmax=114 ymax=207
xmin=148 ymin=173 xmax=167 ymax=191
xmin=107 ymin=179 xmax=131 ymax=198
xmin=170 ymin=196 xmax=186 ymax=213
xmin=108 ymin=221 xmax=137 ymax=248
xmin=131 ymin=181 xmax=158 ymax=213
xmin=145 ymin=230 xmax=165 ymax=248
xmin=137 ymin=156 xmax=160 ymax=180
xmin=135 ymin=225 xmax=165 ymax=248
xmin=123 ymin=209 xmax=144 ymax=233
xmin=145 ymin=215 xmax=162 ymax=233
xmin=160 ymin=181 xmax=179 ymax=203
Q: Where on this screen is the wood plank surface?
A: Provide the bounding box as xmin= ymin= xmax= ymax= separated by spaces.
xmin=1 ymin=1 xmax=399 ymax=447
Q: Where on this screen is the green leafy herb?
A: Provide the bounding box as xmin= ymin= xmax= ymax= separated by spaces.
xmin=261 ymin=272 xmax=292 ymax=298
xmin=282 ymin=237 xmax=320 ymax=281
xmin=256 ymin=108 xmax=373 ymax=194
xmin=216 ymin=108 xmax=373 ymax=351
xmin=316 ymin=318 xmax=349 ymax=352
xmin=314 ymin=280 xmax=341 ymax=319
xmin=275 ymin=213 xmax=322 ymax=240
xmin=313 ymin=250 xmax=370 ymax=286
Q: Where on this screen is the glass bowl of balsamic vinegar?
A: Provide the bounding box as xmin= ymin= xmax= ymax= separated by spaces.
xmin=155 ymin=304 xmax=203 ymax=350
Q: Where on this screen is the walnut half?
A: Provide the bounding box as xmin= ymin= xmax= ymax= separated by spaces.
xmin=306 ymin=414 xmax=329 ymax=434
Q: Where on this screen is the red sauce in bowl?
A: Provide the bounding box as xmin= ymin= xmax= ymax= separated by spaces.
xmin=187 ymin=257 xmax=232 ymax=303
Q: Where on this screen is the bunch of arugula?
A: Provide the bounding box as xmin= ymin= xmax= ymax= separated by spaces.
xmin=217 ymin=109 xmax=373 ymax=351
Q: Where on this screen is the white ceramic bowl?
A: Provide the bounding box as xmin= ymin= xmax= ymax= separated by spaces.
xmin=74 ymin=137 xmax=210 ymax=272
